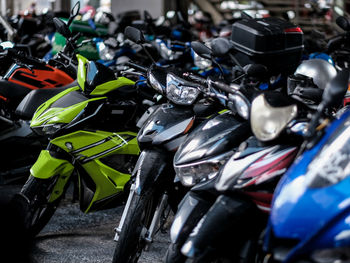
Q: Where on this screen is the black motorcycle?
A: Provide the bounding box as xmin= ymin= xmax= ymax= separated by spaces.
xmin=111 ymin=26 xmax=225 ymax=263
xmin=168 ymin=70 xmax=349 ymax=263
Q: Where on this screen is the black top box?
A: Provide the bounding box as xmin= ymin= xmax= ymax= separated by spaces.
xmin=231 ymin=17 xmax=304 ymax=75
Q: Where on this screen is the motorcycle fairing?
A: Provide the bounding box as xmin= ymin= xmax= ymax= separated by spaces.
xmin=30 ymin=150 xmax=74 ymax=203
xmin=6 ymin=64 xmax=74 ymax=90
xmin=267 ymin=110 xmax=350 ymax=262
xmin=137 ymin=103 xmax=195 ymax=148
xmin=174 ymin=112 xmax=250 ymax=166
xmin=30 ymin=87 xmax=106 ymax=127
xmin=30 ymin=130 xmax=139 ymax=212
xmin=215 ymin=144 xmax=293 ymax=192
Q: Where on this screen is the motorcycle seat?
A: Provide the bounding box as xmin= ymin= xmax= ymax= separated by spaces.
xmin=15 ymin=80 xmax=78 ymax=120
xmin=0 ymin=80 xmax=32 ymax=108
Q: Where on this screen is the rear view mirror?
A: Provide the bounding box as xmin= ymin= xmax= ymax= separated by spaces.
xmin=144 ymin=10 xmax=153 ymax=23
xmin=336 ymin=16 xmax=350 ymax=31
xmin=211 ymin=38 xmax=232 ymax=57
xmin=191 ymin=41 xmax=212 ymax=59
xmin=67 ymin=1 xmax=80 ymax=27
xmin=53 ymin=17 xmax=71 ymax=38
xmin=124 ymin=26 xmax=145 ymax=44
xmin=322 ymin=69 xmax=350 ymax=108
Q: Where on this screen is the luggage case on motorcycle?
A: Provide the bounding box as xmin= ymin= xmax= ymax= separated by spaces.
xmin=231 ymin=17 xmax=303 ymax=75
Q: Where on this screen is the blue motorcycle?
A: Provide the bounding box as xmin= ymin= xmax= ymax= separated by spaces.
xmin=264 ymin=69 xmax=350 ymax=263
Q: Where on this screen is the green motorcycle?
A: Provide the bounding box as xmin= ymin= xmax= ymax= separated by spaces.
xmin=12 ymin=54 xmax=153 ymax=237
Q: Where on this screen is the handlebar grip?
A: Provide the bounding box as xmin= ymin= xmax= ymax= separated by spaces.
xmin=184 ymin=73 xmax=207 ymax=86
xmin=126 ymin=62 xmax=147 ymax=73
xmin=9 ymin=49 xmax=45 ymax=66
xmin=212 ymin=81 xmax=235 ymax=94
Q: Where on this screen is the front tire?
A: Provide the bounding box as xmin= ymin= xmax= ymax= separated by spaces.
xmin=112 ymin=188 xmax=158 ymax=263
xmin=11 ymin=176 xmax=61 ymax=238
xmin=164 ymin=243 xmax=187 ymax=263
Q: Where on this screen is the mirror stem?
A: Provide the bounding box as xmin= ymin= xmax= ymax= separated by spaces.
xmin=211 ymin=57 xmax=225 ymax=80
xmin=229 ymin=53 xmax=244 ymax=71
xmin=141 ymin=44 xmax=156 ymax=64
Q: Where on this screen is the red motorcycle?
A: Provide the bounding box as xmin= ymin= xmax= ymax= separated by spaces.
xmin=0 ymin=2 xmax=81 ymax=118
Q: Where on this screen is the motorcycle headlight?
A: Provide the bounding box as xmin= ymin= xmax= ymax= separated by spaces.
xmin=228 ymin=93 xmax=250 ymax=120
xmin=311 ymin=247 xmax=350 ymax=263
xmin=166 ymin=73 xmax=200 ymax=105
xmin=32 ymin=123 xmax=65 ymax=135
xmin=193 ymin=51 xmax=212 ymax=69
xmin=175 ymin=152 xmax=232 ymax=186
xmin=251 ymin=94 xmax=297 ymax=141
xmin=149 ymin=73 xmax=165 ymax=94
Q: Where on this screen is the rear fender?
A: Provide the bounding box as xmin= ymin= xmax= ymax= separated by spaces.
xmin=30 ymin=150 xmax=74 ymax=202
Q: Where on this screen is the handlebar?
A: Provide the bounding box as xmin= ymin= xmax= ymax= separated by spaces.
xmin=126 ymin=61 xmax=148 ymax=73
xmin=184 ymin=72 xmax=238 ymax=95
xmin=7 ymin=48 xmax=45 ymax=66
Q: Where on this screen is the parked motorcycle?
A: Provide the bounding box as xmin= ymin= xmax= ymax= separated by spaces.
xmin=167 ymin=60 xmax=339 ymax=262
xmin=0 ymin=2 xmax=82 ymax=118
xmin=112 ymin=26 xmax=223 ymax=263
xmin=263 ymin=69 xmax=350 ymax=263
xmin=11 ymin=51 xmax=154 ymax=238
xmin=0 ymin=2 xmax=96 ymax=184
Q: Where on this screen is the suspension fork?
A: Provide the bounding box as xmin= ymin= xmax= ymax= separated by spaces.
xmin=145 ymin=191 xmax=169 ymax=244
xmin=114 ymin=183 xmax=136 ymax=241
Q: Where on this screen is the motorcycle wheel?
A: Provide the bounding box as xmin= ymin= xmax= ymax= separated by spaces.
xmin=11 ymin=176 xmax=61 ymax=238
xmin=165 ymin=243 xmax=187 ymax=263
xmin=112 ymin=188 xmax=159 ymax=263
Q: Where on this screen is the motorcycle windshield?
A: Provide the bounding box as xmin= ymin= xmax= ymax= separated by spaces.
xmin=270 ymin=110 xmax=350 ymax=243
xmin=50 ymin=90 xmax=88 ymax=109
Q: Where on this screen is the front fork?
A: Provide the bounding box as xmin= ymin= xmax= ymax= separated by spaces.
xmin=114 ymin=183 xmax=169 ymax=247
xmin=114 ymin=183 xmax=137 ymax=241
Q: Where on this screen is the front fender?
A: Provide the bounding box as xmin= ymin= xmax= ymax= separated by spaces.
xmin=30 ymin=150 xmax=74 ymax=179
xmin=133 ymin=149 xmax=170 ymax=195
xmin=170 ymin=191 xmax=213 ymax=244
xmin=30 ymin=150 xmax=74 ymax=202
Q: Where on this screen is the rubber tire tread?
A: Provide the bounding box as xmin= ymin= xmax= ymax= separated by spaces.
xmin=112 ymin=189 xmax=156 ymax=263
xmin=12 ymin=176 xmax=59 ymax=238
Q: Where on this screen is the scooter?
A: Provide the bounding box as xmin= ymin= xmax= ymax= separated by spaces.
xmin=263 ymin=70 xmax=350 ymax=263
xmin=167 ymin=67 xmax=335 ymax=262
xmin=112 ymin=26 xmax=223 ymax=263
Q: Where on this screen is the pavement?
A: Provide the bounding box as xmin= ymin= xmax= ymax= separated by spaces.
xmin=0 ymin=185 xmax=170 ymax=263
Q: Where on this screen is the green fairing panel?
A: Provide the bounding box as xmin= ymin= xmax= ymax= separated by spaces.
xmin=81 ymin=160 xmax=132 ymax=213
xmin=77 ymin=54 xmax=89 ymax=91
xmin=30 ymin=96 xmax=106 ymax=127
xmin=49 ymin=130 xmax=139 ymax=212
xmin=30 ymin=150 xmax=74 ymax=178
xmin=90 ymin=77 xmax=136 ymax=95
xmin=31 ymin=86 xmax=80 ymax=123
xmin=50 ymin=130 xmax=139 ymax=157
xmin=30 ymin=150 xmax=74 ymax=202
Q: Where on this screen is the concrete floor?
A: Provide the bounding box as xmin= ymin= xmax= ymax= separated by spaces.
xmin=0 ymin=185 xmax=170 ymax=263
